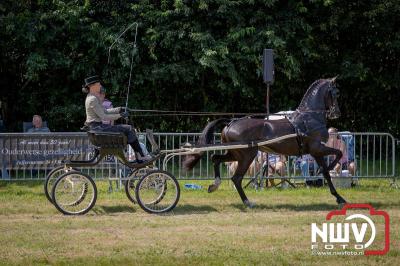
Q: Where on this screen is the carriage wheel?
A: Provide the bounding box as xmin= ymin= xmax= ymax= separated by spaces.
xmin=125 ymin=178 xmax=137 ymax=204
xmin=135 ymin=170 xmax=180 ymax=214
xmin=44 ymin=166 xmax=76 ymax=204
xmin=51 ymin=171 xmax=97 ymax=215
xmin=125 ymin=168 xmax=149 ymax=204
xmin=124 ymin=170 xmax=139 ymax=204
xmin=124 ymin=167 xmax=155 ymax=204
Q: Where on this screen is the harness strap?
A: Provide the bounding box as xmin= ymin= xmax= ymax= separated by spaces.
xmin=295 ymin=129 xmax=304 ymax=156
xmin=287 ymin=117 xmax=304 ymax=157
xmin=296 ymin=108 xmax=327 ymax=114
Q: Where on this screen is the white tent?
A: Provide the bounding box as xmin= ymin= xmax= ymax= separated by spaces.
xmin=266 ymin=111 xmax=294 ymax=120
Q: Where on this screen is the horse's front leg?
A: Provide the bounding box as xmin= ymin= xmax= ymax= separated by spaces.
xmin=309 ymin=143 xmax=347 ymax=205
xmin=209 ymin=152 xmax=235 ymax=193
xmin=325 ymin=146 xmax=342 ymax=172
xmin=314 ymin=156 xmax=347 ymax=205
xmin=314 ymin=145 xmax=342 ymax=174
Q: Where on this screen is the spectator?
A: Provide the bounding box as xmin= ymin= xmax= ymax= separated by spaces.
xmin=326 ymin=127 xmax=356 ymax=176
xmin=228 ymin=152 xmax=262 ymax=178
xmin=27 ymin=115 xmax=50 ymax=133
xmin=340 ymin=132 xmax=357 ymax=176
xmin=299 ymin=154 xmax=318 ymax=177
xmin=227 ymin=152 xmax=287 ymax=188
xmin=263 ymin=153 xmax=287 ymax=187
xmin=297 ymin=155 xmax=323 ymax=187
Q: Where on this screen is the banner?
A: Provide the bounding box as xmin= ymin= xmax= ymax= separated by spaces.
xmin=0 ymin=133 xmax=94 ymax=169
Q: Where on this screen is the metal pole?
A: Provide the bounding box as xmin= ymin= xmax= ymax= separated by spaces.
xmin=266 ymin=83 xmax=270 ymax=120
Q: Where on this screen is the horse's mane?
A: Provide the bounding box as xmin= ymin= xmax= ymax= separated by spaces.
xmin=298 ymin=79 xmax=330 ymax=109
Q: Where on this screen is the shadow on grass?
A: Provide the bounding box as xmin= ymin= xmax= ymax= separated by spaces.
xmin=93 ymin=204 xmax=136 ymax=214
xmin=171 ymin=204 xmax=218 ymax=215
xmin=0 ymin=180 xmax=43 ymax=188
xmin=231 ymin=200 xmax=400 ymax=212
xmin=230 ymin=202 xmax=338 ymax=212
xmin=89 ymin=204 xmax=217 ymax=216
xmin=352 ymin=201 xmax=400 ymax=209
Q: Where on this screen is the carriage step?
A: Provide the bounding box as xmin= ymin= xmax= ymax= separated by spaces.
xmin=146 ymin=129 xmax=159 ymax=154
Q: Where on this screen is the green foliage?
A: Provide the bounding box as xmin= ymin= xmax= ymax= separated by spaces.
xmin=0 ymin=0 xmax=399 ymax=135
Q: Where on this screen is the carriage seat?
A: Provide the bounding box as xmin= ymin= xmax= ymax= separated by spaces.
xmin=87 ymin=131 xmax=127 ymax=149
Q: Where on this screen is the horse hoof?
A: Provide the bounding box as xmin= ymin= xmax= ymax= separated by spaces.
xmin=244 ymin=200 xmax=255 ymax=208
xmin=337 ymin=198 xmax=347 ymax=209
xmin=208 ymin=184 xmax=218 ymax=193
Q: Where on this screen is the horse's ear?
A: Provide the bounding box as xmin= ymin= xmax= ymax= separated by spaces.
xmin=330 ymin=76 xmax=339 ymax=83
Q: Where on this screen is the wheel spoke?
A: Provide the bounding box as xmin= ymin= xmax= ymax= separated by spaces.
xmin=44 ymin=166 xmax=75 ymax=204
xmin=125 ymin=167 xmax=154 ymax=204
xmin=52 ymin=171 xmax=97 ymax=215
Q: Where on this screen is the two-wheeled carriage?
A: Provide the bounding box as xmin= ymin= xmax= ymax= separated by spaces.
xmin=44 ymin=130 xmax=180 ymax=215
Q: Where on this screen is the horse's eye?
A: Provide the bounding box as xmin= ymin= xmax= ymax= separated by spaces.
xmin=332 ymin=90 xmax=339 ymax=98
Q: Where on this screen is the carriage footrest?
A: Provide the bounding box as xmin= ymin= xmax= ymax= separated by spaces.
xmin=127 ymin=154 xmax=160 ymax=168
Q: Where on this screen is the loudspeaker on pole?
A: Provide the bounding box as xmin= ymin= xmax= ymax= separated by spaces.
xmin=263 ymin=49 xmax=274 ymax=84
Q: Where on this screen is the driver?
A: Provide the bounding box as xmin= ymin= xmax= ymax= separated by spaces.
xmin=82 ymin=75 xmax=151 ymax=163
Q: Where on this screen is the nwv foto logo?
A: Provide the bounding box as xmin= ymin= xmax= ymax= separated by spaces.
xmin=311 ymin=204 xmax=390 ymax=256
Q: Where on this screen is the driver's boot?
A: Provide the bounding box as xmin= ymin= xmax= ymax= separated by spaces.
xmin=129 ymin=139 xmax=152 ymax=164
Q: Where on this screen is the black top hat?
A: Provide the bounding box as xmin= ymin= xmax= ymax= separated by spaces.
xmin=83 ymin=75 xmax=101 ymax=88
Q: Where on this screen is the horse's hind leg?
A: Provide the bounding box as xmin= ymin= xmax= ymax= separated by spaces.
xmin=231 ymin=149 xmax=258 ymax=208
xmin=209 ymin=152 xmax=235 ymax=193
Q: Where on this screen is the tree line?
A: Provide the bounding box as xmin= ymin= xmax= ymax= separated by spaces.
xmin=0 ymin=0 xmax=399 ymax=135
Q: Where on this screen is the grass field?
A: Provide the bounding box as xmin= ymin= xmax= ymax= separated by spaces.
xmin=0 ymin=179 xmax=399 ymax=265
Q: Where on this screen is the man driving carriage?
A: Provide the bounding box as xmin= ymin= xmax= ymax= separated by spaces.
xmin=82 ymin=75 xmax=152 ymax=164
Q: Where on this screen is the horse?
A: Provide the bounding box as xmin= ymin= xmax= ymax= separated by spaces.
xmin=183 ymin=78 xmax=347 ymax=208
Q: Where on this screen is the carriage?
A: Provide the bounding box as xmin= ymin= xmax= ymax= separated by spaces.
xmin=44 ymin=129 xmax=181 ymax=215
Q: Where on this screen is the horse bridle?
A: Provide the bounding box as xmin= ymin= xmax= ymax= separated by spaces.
xmin=296 ymin=81 xmax=339 ymax=118
xmin=326 ymin=82 xmax=340 ymax=119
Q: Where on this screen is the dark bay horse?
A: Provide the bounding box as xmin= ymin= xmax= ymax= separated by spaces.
xmin=183 ymin=78 xmax=347 ymax=207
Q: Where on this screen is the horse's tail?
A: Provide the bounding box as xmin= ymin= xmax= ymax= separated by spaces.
xmin=183 ymin=118 xmax=231 ymax=171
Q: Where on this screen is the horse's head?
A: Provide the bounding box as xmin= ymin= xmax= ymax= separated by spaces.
xmin=324 ymin=77 xmax=341 ymax=119
xmin=298 ymin=77 xmax=341 ymax=120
